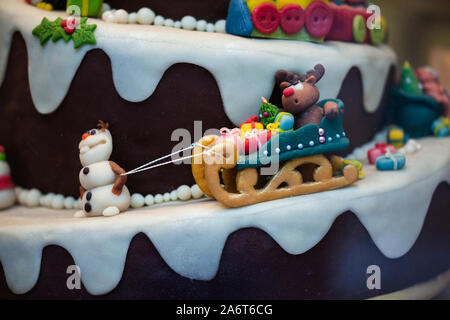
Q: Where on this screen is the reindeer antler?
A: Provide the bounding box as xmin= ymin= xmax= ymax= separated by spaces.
xmin=274 ymin=70 xmax=302 ymax=86
xmin=97 ymin=120 xmax=109 ymax=132
xmin=300 ymin=64 xmax=325 ymax=83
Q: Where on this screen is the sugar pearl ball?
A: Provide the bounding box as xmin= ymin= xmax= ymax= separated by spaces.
xmin=39 ymin=194 xmax=46 ymax=206
xmin=137 ymin=7 xmax=155 ymax=25
xmin=128 ymin=12 xmax=137 ymax=24
xmin=105 ymin=13 xmax=117 ymax=23
xmin=206 ymin=23 xmax=215 ymax=32
xmin=102 ymin=10 xmax=113 ymax=21
xmin=43 ymin=193 xmax=55 ymax=207
xmin=170 ymin=190 xmax=178 ymax=201
xmin=76 ymin=198 xmax=83 ymax=209
xmin=196 ymin=19 xmax=207 ymax=31
xmin=26 ymin=189 xmax=42 ymax=207
xmin=114 ymin=9 xmax=129 ymax=24
xmin=144 ymin=194 xmax=154 ymax=206
xmin=64 ymin=196 xmax=75 ymax=209
xmin=102 ymin=3 xmax=111 ymax=14
xmin=191 ymin=184 xmax=204 ymax=199
xmin=181 ymin=16 xmax=196 ymax=30
xmin=174 ymin=21 xmax=181 ymax=28
xmin=164 ymin=18 xmax=174 ymax=27
xmin=154 ymin=15 xmax=165 ymax=26
xmin=18 ymin=190 xmax=29 ymax=205
xmin=214 ymin=19 xmax=226 ymax=33
xmin=163 ymin=192 xmax=171 ymax=202
xmin=154 ymin=194 xmax=164 ymax=204
xmin=51 ymin=194 xmax=65 ymax=209
xmin=131 ymin=193 xmax=145 ymax=208
xmin=177 ymin=185 xmax=192 ymax=201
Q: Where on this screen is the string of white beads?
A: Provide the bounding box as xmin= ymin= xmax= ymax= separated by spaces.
xmin=15 ymin=183 xmax=204 ymax=210
xmin=101 ymin=4 xmax=227 ymax=33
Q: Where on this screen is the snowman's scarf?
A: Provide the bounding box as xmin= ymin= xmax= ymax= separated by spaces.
xmin=121 ymin=143 xmax=210 ymax=176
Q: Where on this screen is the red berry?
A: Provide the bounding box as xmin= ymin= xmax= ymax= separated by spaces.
xmin=61 ymin=20 xmax=67 ymax=28
xmin=64 ymin=26 xmax=75 ymax=35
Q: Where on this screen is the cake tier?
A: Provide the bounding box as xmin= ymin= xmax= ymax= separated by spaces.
xmin=0 ymin=137 xmax=449 ymax=299
xmin=0 ymin=0 xmax=396 ymax=197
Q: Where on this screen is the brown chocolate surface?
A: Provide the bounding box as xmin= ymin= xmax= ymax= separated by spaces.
xmin=1 ymin=182 xmax=448 ymax=300
xmin=107 ymin=0 xmax=230 ymax=22
xmin=0 ymin=33 xmax=393 ymax=197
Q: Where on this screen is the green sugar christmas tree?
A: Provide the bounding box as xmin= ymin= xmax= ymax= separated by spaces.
xmin=401 ymin=61 xmax=422 ymax=94
xmin=259 ymin=97 xmax=280 ymax=128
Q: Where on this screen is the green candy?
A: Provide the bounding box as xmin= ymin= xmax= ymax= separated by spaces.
xmin=353 ymin=15 xmax=366 ymax=43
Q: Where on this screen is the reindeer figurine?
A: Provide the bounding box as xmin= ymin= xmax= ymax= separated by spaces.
xmin=275 ymin=64 xmax=339 ymax=130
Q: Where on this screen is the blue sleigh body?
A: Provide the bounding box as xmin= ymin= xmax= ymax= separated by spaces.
xmin=236 ymin=99 xmax=349 ymax=169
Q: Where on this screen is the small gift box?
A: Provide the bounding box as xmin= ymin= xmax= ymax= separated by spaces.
xmin=243 ymin=129 xmax=272 ymax=155
xmin=431 ymin=116 xmax=450 ymax=137
xmin=375 ymin=151 xmax=406 ymax=171
xmin=367 ymin=143 xmax=396 ymax=165
xmin=67 ymin=0 xmax=104 ymax=17
xmin=240 ymin=115 xmax=264 ymax=139
xmin=387 ymin=125 xmax=408 ymax=149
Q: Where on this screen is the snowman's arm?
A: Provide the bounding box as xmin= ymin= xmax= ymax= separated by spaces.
xmin=109 ymin=161 xmax=127 ymax=196
xmin=80 ymin=186 xmax=86 ymax=199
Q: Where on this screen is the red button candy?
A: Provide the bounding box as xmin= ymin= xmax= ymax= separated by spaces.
xmin=305 ymin=1 xmax=333 ymax=38
xmin=252 ymin=3 xmax=280 ymax=34
xmin=280 ymin=4 xmax=305 ymax=35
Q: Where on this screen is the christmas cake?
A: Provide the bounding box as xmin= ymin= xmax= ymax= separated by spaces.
xmin=0 ymin=0 xmax=448 ymax=299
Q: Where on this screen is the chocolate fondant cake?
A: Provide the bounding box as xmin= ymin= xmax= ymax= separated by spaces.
xmin=0 ymin=0 xmax=448 ymax=299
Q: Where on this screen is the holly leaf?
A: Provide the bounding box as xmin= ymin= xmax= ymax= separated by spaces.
xmin=51 ymin=18 xmax=71 ymax=43
xmin=32 ymin=17 xmax=57 ymax=46
xmin=72 ymin=23 xmax=97 ymax=49
xmin=52 ymin=27 xmax=72 ymax=43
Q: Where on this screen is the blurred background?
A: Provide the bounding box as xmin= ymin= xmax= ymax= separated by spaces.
xmin=376 ymin=0 xmax=450 ymax=89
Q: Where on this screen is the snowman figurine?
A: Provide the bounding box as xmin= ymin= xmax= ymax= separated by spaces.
xmin=0 ymin=146 xmax=16 ymax=210
xmin=74 ymin=120 xmax=130 ymax=218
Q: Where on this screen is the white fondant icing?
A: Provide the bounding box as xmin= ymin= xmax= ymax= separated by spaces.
xmin=0 ymin=0 xmax=396 ymax=125
xmin=0 ymin=137 xmax=448 ymax=295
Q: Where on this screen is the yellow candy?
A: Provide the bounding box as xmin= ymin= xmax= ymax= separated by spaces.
xmin=246 ymin=0 xmax=276 ymax=13
xmin=275 ymin=0 xmax=329 ymax=10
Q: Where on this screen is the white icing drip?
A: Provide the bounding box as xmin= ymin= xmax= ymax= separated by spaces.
xmin=0 ymin=0 xmax=396 ymax=125
xmin=0 ymin=137 xmax=449 ymax=295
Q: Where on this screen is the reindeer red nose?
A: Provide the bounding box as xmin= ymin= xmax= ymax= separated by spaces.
xmin=283 ymin=88 xmax=294 ymax=97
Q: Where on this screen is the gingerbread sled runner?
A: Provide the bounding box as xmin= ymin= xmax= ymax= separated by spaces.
xmin=191 ymin=66 xmax=359 ymax=208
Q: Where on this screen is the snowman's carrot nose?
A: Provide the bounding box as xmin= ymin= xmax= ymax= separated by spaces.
xmin=82 ymin=133 xmax=90 ymax=140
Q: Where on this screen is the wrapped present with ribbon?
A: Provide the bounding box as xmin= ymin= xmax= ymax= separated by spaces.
xmin=218 ymin=127 xmax=244 ymax=154
xmin=367 ymin=142 xmax=396 ymax=165
xmin=240 ymin=115 xmax=264 ymax=139
xmin=375 ymin=150 xmax=406 ymax=171
xmin=266 ymin=112 xmax=294 ymax=133
xmin=431 ymin=116 xmax=450 ymax=137
xmin=243 ymin=129 xmax=272 ymax=155
xmin=67 ymin=0 xmax=104 ymax=17
xmin=387 ymin=125 xmax=409 ymax=149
